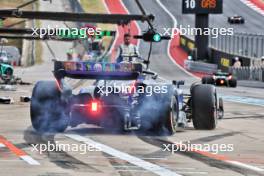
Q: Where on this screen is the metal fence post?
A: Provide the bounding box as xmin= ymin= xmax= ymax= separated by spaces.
xmin=241 ymin=34 xmax=245 ymax=56
xmin=261 ymin=36 xmax=264 ymax=57
xmin=251 ymin=36 xmax=254 ymax=58
xmin=233 ymin=34 xmax=236 ymax=54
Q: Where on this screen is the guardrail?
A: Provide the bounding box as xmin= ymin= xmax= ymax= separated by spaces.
xmin=210 ymin=33 xmax=264 ymax=59
xmin=179 ymin=35 xmax=263 ymax=73
xmin=184 ymin=60 xmax=217 ymax=74
xmin=229 ymin=66 xmax=264 ymax=82
xmin=180 ymin=33 xmax=264 ymax=60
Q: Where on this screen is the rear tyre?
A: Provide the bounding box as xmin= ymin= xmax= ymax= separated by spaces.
xmin=229 ymin=78 xmax=237 ymax=87
xmin=163 ymin=96 xmax=178 ymax=135
xmin=30 ymin=81 xmax=69 ymax=133
xmin=201 ymin=76 xmax=214 ymax=84
xmin=142 ymin=85 xmax=178 ymax=135
xmin=191 ymin=84 xmax=217 ymax=130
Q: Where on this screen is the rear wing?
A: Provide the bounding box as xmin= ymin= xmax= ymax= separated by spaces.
xmin=54 ymin=61 xmax=143 ymax=80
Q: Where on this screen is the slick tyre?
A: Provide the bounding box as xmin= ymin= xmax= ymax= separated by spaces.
xmin=163 ymin=96 xmax=178 ymax=135
xmin=191 ymin=84 xmax=217 ymax=130
xmin=144 ymin=85 xmax=178 ymax=135
xmin=229 ymin=78 xmax=237 ymax=87
xmin=201 ymin=76 xmax=214 ymax=84
xmin=30 ymin=81 xmax=69 ymax=133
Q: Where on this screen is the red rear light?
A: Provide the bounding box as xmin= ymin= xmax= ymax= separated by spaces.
xmin=89 ymin=100 xmax=101 ymax=113
xmin=228 ymin=75 xmax=232 ymax=80
xmin=91 ymin=102 xmax=98 ymax=112
xmin=220 ymin=80 xmax=224 ymax=84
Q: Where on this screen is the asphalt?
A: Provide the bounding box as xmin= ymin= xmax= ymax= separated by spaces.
xmin=162 ymin=0 xmax=264 ymax=35
xmin=0 ymin=0 xmax=263 ymax=176
xmin=122 ymin=0 xmax=197 ymax=85
xmin=162 ymin=0 xmax=264 ymax=58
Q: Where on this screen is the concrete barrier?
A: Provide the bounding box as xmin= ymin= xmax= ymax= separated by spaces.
xmin=184 ymin=60 xmax=218 ymax=74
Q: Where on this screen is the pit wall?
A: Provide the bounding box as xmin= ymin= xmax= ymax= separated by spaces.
xmin=179 ymin=35 xmax=251 ymax=72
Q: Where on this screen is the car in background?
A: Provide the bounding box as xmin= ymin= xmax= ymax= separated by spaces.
xmin=202 ymin=71 xmax=237 ymax=87
xmin=228 ymin=15 xmax=245 ymax=24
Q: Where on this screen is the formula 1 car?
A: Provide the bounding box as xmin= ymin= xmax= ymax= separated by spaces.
xmin=202 ymin=71 xmax=237 ymax=87
xmin=228 ymin=15 xmax=245 ymax=24
xmin=30 ymin=60 xmax=224 ymax=135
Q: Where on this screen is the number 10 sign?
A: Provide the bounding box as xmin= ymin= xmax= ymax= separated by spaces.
xmin=182 ymin=0 xmax=223 ymax=14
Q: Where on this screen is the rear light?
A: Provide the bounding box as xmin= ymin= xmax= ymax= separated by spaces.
xmin=228 ymin=75 xmax=232 ymax=80
xmin=213 ymin=75 xmax=216 ymax=79
xmin=220 ymin=80 xmax=224 ymax=84
xmin=89 ymin=100 xmax=101 ymax=113
xmin=91 ymin=102 xmax=98 ymax=112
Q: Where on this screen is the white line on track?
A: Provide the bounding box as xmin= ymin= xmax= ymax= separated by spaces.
xmin=20 ymin=155 xmax=40 ymax=165
xmin=240 ymin=0 xmax=264 ymax=16
xmin=100 ymin=1 xmax=263 ymax=173
xmin=119 ymin=0 xmax=142 ymax=52
xmin=226 ymin=160 xmax=264 ymax=172
xmin=155 ymin=0 xmax=200 ymax=80
xmin=156 ymin=0 xmax=264 ymax=108
xmin=121 ymin=0 xmax=169 ymax=83
xmin=65 ymin=134 xmax=182 ymax=176
xmin=171 ymin=141 xmax=264 ymax=173
xmin=155 ymin=0 xmax=264 ymax=173
xmin=0 ymin=145 xmax=40 ymax=165
xmin=121 ymin=0 xmax=171 ymax=84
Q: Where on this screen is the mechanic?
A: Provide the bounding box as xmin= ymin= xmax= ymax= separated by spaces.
xmin=116 ymin=33 xmax=140 ymax=63
xmin=233 ymin=57 xmax=241 ymax=68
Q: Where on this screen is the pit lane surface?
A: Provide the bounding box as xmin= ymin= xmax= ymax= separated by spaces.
xmin=0 ymin=0 xmax=264 ymax=176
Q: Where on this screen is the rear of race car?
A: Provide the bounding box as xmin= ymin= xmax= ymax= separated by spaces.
xmin=30 ymin=61 xmax=144 ymax=133
xmin=214 ymin=74 xmax=237 ymax=87
xmin=30 ymin=61 xmax=223 ymax=134
xmin=69 ymin=92 xmax=132 ymax=130
xmin=202 ymin=72 xmax=237 ymax=87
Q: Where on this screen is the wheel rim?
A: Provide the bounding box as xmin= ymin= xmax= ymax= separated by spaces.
xmin=169 ymin=97 xmax=177 ymax=133
xmin=214 ymin=92 xmax=218 ymax=126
